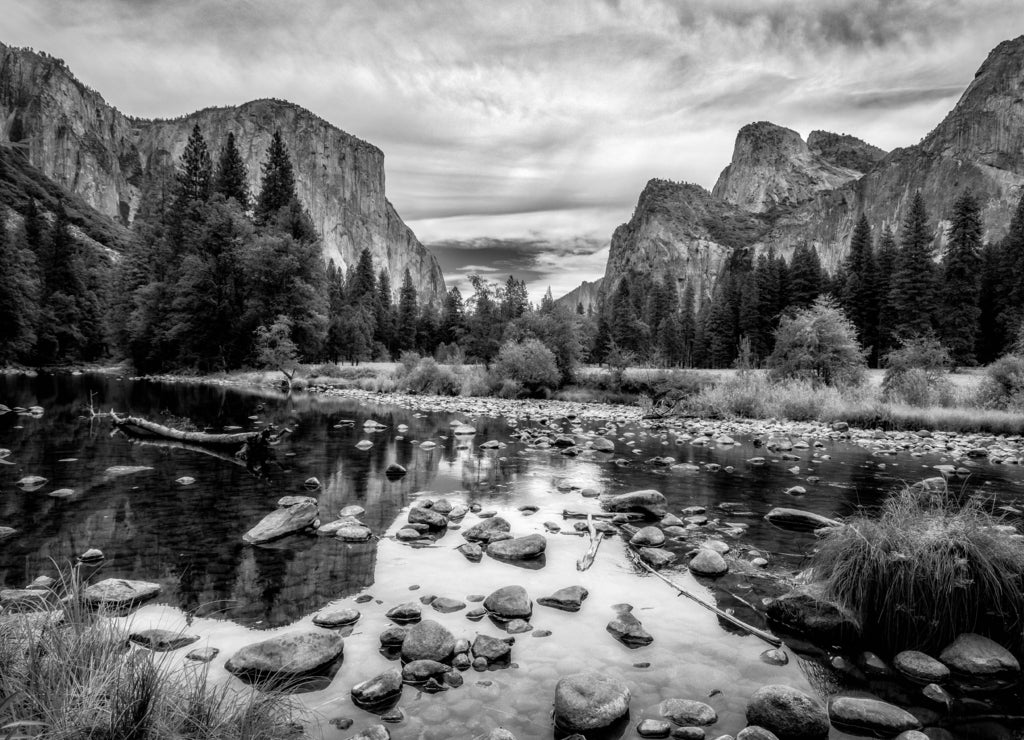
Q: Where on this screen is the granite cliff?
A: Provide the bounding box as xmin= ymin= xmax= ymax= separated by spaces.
xmin=554 ymin=277 xmax=603 ymax=313
xmin=0 ymin=42 xmax=445 ymax=303
xmin=574 ymin=35 xmax=1024 ymax=307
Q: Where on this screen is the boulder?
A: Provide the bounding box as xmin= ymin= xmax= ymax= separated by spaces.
xmin=689 ymin=549 xmax=728 ymax=577
xmin=603 ymin=489 xmax=667 ymax=518
xmin=592 ymin=437 xmax=615 ymax=453
xmin=225 ymin=629 xmax=344 ymax=678
xmin=553 ymin=672 xmax=631 ymax=733
xmin=638 ymin=719 xmax=672 ymax=737
xmin=400 ymin=619 xmax=455 ymax=662
xmin=607 ymin=611 xmax=653 ymax=646
xmin=660 ymin=698 xmax=717 ymax=726
xmin=313 ymin=608 xmax=361 ymax=628
xmin=402 ymin=659 xmax=449 ymax=683
xmin=379 ymin=626 xmax=408 ymax=646
xmin=352 ymin=668 xmax=403 ymax=708
xmin=638 ymin=548 xmax=677 ymax=569
xmin=385 ymin=602 xmax=422 ymax=624
xmin=83 ymin=578 xmax=161 ymax=609
xmin=893 ymin=650 xmax=949 ymax=683
xmin=483 ymin=585 xmax=532 ymax=620
xmin=243 ymin=501 xmax=318 ymax=544
xmin=939 ymin=633 xmax=1020 ymax=678
xmin=537 ymin=586 xmax=589 ymax=612
xmin=487 ymin=534 xmax=547 ymax=560
xmin=472 ymin=634 xmax=512 ymax=662
xmin=335 ymin=525 xmax=372 ymax=542
xmin=631 ymin=526 xmax=666 ymax=548
xmin=764 ymin=587 xmax=860 ymax=646
xmin=745 ymin=685 xmax=829 ymax=740
xmin=128 ymin=629 xmax=199 ymax=652
xmin=458 ymin=543 xmax=484 ymax=562
xmin=827 ymin=696 xmax=921 ymax=737
xmin=408 ymin=506 xmax=448 ymax=529
xmin=463 ymin=517 xmax=511 ymax=543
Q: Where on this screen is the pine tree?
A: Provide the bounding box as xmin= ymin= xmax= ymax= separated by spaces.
xmin=441 ymin=287 xmax=466 ymax=345
xmin=397 ymin=269 xmax=418 ymax=351
xmin=874 ymin=226 xmax=899 ymax=358
xmin=375 ymin=269 xmax=393 ymax=351
xmin=890 ymin=192 xmax=937 ymax=340
xmin=679 ymin=281 xmax=697 ymax=366
xmin=501 ymin=275 xmax=528 ymax=320
xmin=177 ymin=124 xmax=213 ymax=204
xmin=0 ymin=212 xmax=40 ymax=364
xmin=609 ymin=278 xmax=639 ymax=352
xmin=255 ymin=130 xmax=296 ymax=224
xmin=940 ymin=191 xmax=983 ymax=365
xmin=977 ymin=240 xmax=1006 ymax=363
xmin=350 ymin=248 xmax=376 ymax=302
xmin=705 ymin=274 xmax=737 ymax=367
xmin=214 ymin=132 xmax=250 ymax=209
xmin=540 ymin=287 xmax=555 ymax=314
xmin=997 ymin=190 xmax=1024 ymax=342
xmin=787 ymin=243 xmax=822 ymax=309
xmin=841 ymin=214 xmax=877 ymax=355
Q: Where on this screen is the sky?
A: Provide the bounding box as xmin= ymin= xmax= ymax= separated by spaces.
xmin=3 ymin=0 xmax=1023 ymax=301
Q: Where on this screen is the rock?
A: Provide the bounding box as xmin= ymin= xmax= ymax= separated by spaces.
xmin=553 ymin=672 xmax=631 ymax=733
xmin=463 ymin=517 xmax=511 ymax=543
xmin=760 ymin=649 xmax=789 ymax=666
xmin=385 ymin=463 xmax=407 ymax=479
xmin=688 ymin=549 xmax=728 ymax=577
xmin=225 ymin=629 xmax=344 ymax=678
xmin=78 ymin=548 xmax=104 ymax=562
xmin=400 ymin=619 xmax=455 ymax=662
xmin=537 ymin=586 xmax=589 ymax=612
xmin=592 ymin=437 xmax=615 ymax=452
xmin=939 ymin=633 xmax=1021 ymax=678
xmin=129 ymin=629 xmax=200 ymax=651
xmin=16 ymin=475 xmax=48 ymax=492
xmin=396 ymin=528 xmax=421 ymax=541
xmin=313 ymin=608 xmax=361 ymax=628
xmin=483 ymin=585 xmax=532 ymax=620
xmin=764 ymin=587 xmax=860 ymax=645
xmin=661 ymin=699 xmax=717 ymax=726
xmin=243 ymin=501 xmax=318 ymax=544
xmin=827 ymin=696 xmax=921 ymax=737
xmin=607 ymin=611 xmax=654 ymax=646
xmin=402 ymin=659 xmax=449 ymax=683
xmin=408 ymin=506 xmax=447 ymax=530
xmin=385 ymin=602 xmax=422 ymax=624
xmin=336 ymin=525 xmax=373 ymax=542
xmin=83 ymin=578 xmax=161 ymax=608
xmin=458 ymin=543 xmax=484 ymax=562
xmin=175 ymin=476 xmax=195 ymax=485
xmin=506 ymin=618 xmax=532 ymax=634
xmin=603 ymin=489 xmax=668 ymax=518
xmin=303 ymin=477 xmax=321 ymax=489
xmin=485 ymin=730 xmax=516 ymax=740
xmin=764 ymin=508 xmax=840 ymax=531
xmin=430 ymin=597 xmax=465 ymax=613
xmin=631 ymin=526 xmax=666 ymax=547
xmin=745 ymin=685 xmax=829 ymax=740
xmin=186 ymin=647 xmax=219 ymax=662
xmin=737 ymin=728 xmax=778 ymax=740
xmin=487 ymin=534 xmax=546 ymax=560
xmin=893 ymin=650 xmax=950 ymax=683
xmin=638 ymin=719 xmax=673 ymax=737
xmin=340 ymin=505 xmax=366 ymax=518
xmin=639 ymin=547 xmax=678 ymax=569
xmin=348 ymin=725 xmax=390 ymax=740
xmin=472 ymin=634 xmax=512 ymax=662
xmin=277 ymin=495 xmax=317 ymax=507
xmin=379 ymin=626 xmax=408 ymax=646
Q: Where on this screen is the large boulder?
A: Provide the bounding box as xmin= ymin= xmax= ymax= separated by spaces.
xmin=483 ymin=585 xmax=532 ymax=620
xmin=553 ymin=672 xmax=631 ymax=733
xmin=827 ymin=696 xmax=921 ymax=738
xmin=83 ymin=578 xmax=162 ymax=609
xmin=351 ymin=668 xmax=403 ymax=708
xmin=939 ymin=633 xmax=1021 ymax=678
xmin=745 ymin=685 xmax=829 ymax=740
xmin=764 ymin=587 xmax=860 ymax=646
xmin=224 ymin=629 xmax=344 ymax=678
xmin=602 ymin=490 xmax=667 ymax=518
xmin=487 ymin=534 xmax=547 ymax=560
xmin=242 ymin=501 xmax=319 ymax=544
xmin=463 ymin=517 xmax=512 ymax=543
xmin=400 ymin=619 xmax=455 ymax=663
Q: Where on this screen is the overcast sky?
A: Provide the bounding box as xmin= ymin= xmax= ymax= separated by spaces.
xmin=3 ymin=0 xmax=1022 ymax=301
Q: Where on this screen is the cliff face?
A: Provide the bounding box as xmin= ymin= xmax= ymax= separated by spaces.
xmin=0 ymin=43 xmax=445 ymax=303
xmin=586 ymin=35 xmax=1024 ymax=304
xmin=554 ymin=277 xmax=604 ymax=313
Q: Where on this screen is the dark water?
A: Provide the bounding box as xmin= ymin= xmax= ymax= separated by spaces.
xmin=2 ymin=373 xmax=1023 ymax=740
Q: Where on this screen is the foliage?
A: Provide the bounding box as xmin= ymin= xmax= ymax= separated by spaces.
xmin=215 ymin=132 xmax=251 ymax=210
xmin=978 ymin=354 xmax=1024 ymax=411
xmin=255 ymin=130 xmax=296 ymax=224
xmin=492 ymin=338 xmax=560 ymax=394
xmin=841 ymin=214 xmax=877 ymax=358
xmin=881 ymin=335 xmax=954 ymax=406
xmin=811 ymin=484 xmax=1024 ymax=652
xmin=940 ymin=190 xmax=983 ymax=365
xmin=254 ymin=314 xmax=300 ymax=383
xmin=767 ymin=296 xmax=866 ymax=386
xmin=394 ymin=357 xmax=461 ymax=396
xmin=0 ymin=211 xmax=40 ymax=364
xmin=890 ymin=192 xmax=937 ymax=340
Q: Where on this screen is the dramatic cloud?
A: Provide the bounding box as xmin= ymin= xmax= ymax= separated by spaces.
xmin=3 ymin=0 xmax=1022 ymax=296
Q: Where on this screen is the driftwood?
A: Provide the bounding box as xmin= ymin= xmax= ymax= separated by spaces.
xmin=576 ymin=514 xmax=605 ymax=572
xmin=625 ymin=546 xmax=782 ymax=648
xmin=117 ymin=436 xmax=251 ymax=469
xmin=562 ymin=509 xmax=645 ymax=522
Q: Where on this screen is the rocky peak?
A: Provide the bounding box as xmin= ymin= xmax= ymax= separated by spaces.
xmin=807 ymin=130 xmax=887 ymax=174
xmin=712 ymin=121 xmax=863 ymax=213
xmin=554 ymin=277 xmax=603 ymax=313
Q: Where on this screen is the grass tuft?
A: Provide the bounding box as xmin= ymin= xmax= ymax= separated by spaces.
xmin=810 ymin=484 xmax=1024 ymax=653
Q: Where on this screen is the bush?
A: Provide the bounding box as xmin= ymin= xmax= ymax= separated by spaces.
xmin=882 ymin=336 xmax=953 ymax=406
xmin=309 ymin=362 xmax=343 ymax=379
xmin=493 ymin=339 xmax=560 ymax=394
xmin=811 ymin=484 xmax=1024 ymax=653
xmin=767 ymin=296 xmax=866 ymax=387
xmin=400 ymin=358 xmax=461 ymax=396
xmin=979 ymin=354 xmax=1024 ymax=410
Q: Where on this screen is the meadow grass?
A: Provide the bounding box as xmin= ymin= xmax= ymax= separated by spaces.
xmin=810 ymin=484 xmax=1024 ymax=653
xmin=0 ymin=568 xmax=301 ymax=740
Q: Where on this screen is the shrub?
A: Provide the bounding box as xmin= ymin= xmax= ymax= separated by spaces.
xmin=882 ymin=336 xmax=953 ymax=406
xmin=309 ymin=362 xmax=343 ymax=379
xmin=493 ymin=339 xmax=560 ymax=394
xmin=811 ymin=484 xmax=1024 ymax=653
xmin=400 ymin=358 xmax=461 ymax=396
xmin=768 ymin=296 xmax=866 ymax=386
xmin=979 ymin=354 xmax=1024 ymax=410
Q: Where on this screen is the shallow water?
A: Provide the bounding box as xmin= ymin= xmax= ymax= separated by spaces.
xmin=2 ymin=373 xmax=1023 ymax=740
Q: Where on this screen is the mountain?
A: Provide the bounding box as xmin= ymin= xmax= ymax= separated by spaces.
xmin=554 ymin=277 xmax=603 ymax=313
xmin=0 ymin=42 xmax=445 ymax=303
xmin=572 ymin=35 xmax=1024 ymax=307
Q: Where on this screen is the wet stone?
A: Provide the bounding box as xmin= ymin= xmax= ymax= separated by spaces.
xmin=402 ymin=659 xmax=449 ymax=683
xmin=379 ymin=626 xmax=408 ymax=646
xmin=638 ymin=719 xmax=673 ymax=738
xmin=401 ymin=620 xmax=455 ymax=663
xmin=313 ymin=608 xmax=361 ymax=628
xmin=736 ymin=728 xmax=776 ymax=740
xmin=486 ymin=534 xmax=547 ymax=560
xmin=607 ymin=610 xmax=653 ymax=646
xmin=129 ymin=629 xmax=199 ymax=652
xmin=688 ymin=549 xmax=728 ymax=577
xmin=760 ymin=649 xmax=788 ymax=666
xmin=939 ymin=633 xmax=1021 ymax=678
xmin=639 ymin=547 xmax=677 ymax=569
xmin=553 ymin=672 xmax=631 ymax=733
xmin=431 ymin=597 xmax=466 ymax=613
xmin=631 ymin=526 xmax=666 ymax=548
xmin=745 ymin=685 xmax=829 ymax=740
xmin=472 ymin=634 xmax=512 ymax=662
xmin=386 ymin=602 xmax=422 ymax=624
xmin=537 ymin=586 xmax=589 ymax=612
xmin=661 ymin=699 xmax=717 ymax=726
xmin=673 ymin=728 xmax=708 ymax=740
xmin=506 ymin=619 xmax=532 ymax=634
xmin=458 ymin=543 xmax=484 ymax=562
xmin=186 ymin=647 xmax=219 ymax=662
xmin=894 ymin=650 xmax=950 ymax=683
xmin=352 ymin=668 xmax=403 ymax=707
xmin=827 ymin=696 xmax=922 ymax=737
xmin=483 ymin=585 xmax=532 ymax=620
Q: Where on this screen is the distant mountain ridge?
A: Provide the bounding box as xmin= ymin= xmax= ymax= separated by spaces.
xmin=561 ymin=35 xmax=1024 ymax=309
xmin=0 ymin=42 xmax=445 ymax=303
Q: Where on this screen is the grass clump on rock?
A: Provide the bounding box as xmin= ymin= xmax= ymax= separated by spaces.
xmin=810 ymin=483 xmax=1024 ymax=654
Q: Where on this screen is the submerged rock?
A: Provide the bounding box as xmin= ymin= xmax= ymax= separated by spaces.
xmin=553 ymin=672 xmax=631 ymax=733
xmin=607 ymin=611 xmax=653 ymax=646
xmin=463 ymin=517 xmax=511 ymax=543
xmin=313 ymin=608 xmax=361 ymax=628
xmin=764 ymin=587 xmax=860 ymax=646
xmin=225 ymin=629 xmax=344 ymax=679
xmin=386 ymin=602 xmax=422 ymax=624
xmin=83 ymin=578 xmax=161 ymax=609
xmin=660 ymin=698 xmax=718 ymax=726
xmin=129 ymin=629 xmax=199 ymax=652
xmin=458 ymin=543 xmax=484 ymax=562
xmin=745 ymin=685 xmax=829 ymax=740
xmin=472 ymin=634 xmax=512 ymax=663
xmin=639 ymin=548 xmax=677 ymax=569
xmin=352 ymin=668 xmax=403 ymax=708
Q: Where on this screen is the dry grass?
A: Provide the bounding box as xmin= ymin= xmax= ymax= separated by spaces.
xmin=811 ymin=484 xmax=1024 ymax=653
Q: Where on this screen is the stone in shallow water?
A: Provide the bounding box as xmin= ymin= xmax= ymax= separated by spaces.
xmin=638 ymin=719 xmax=672 ymax=738
xmin=225 ymin=629 xmax=344 ymax=679
xmin=688 ymin=549 xmax=728 ymax=577
xmin=386 ymin=602 xmax=422 ymax=624
xmin=486 ymin=534 xmax=546 ymax=560
xmin=400 ymin=619 xmax=455 ymax=663
xmin=351 ymin=668 xmax=403 ymax=708
xmin=660 ymin=699 xmax=717 ymax=726
xmin=736 ymin=727 xmax=777 ymax=740
xmin=602 ymin=489 xmax=667 ymax=518
xmin=313 ymin=608 xmax=361 ymax=628
xmin=186 ymin=646 xmax=219 ymax=662
xmin=537 ymin=586 xmax=589 ymax=612
xmin=402 ymin=659 xmax=449 ymax=683
xmin=607 ymin=611 xmax=653 ymax=646
xmin=827 ymin=696 xmax=921 ymax=737
xmin=893 ymin=650 xmax=949 ymax=683
xmin=379 ymin=626 xmax=408 ymax=646
xmin=243 ymin=501 xmax=318 ymax=544
xmin=129 ymin=629 xmax=199 ymax=652
xmin=83 ymin=578 xmax=161 ymax=608
xmin=672 ymin=728 xmax=707 ymax=740
xmin=554 ymin=672 xmax=631 ymax=733
xmin=631 ymin=526 xmax=666 ymax=548
xmin=506 ymin=618 xmax=532 ymax=634
xmin=939 ymin=633 xmax=1021 ymax=678
xmin=462 ymin=517 xmax=511 ymax=543
xmin=336 ymin=525 xmax=373 ymax=542
xmin=483 ymin=585 xmax=532 ymax=620
xmin=458 ymin=543 xmax=484 ymax=562
xmin=639 ymin=547 xmax=677 ymax=569
xmin=408 ymin=506 xmax=447 ymax=529
xmin=472 ymin=634 xmax=512 ymax=663
xmin=431 ymin=597 xmax=466 ymax=613
xmin=348 ymin=725 xmax=390 ymax=740
xmin=745 ymin=685 xmax=829 ymax=740
xmin=760 ymin=649 xmax=789 ymax=666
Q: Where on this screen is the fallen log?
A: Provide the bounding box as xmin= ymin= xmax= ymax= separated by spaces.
xmin=562 ymin=509 xmax=645 ymax=522
xmin=111 ymin=411 xmax=260 ymax=446
xmin=576 ymin=514 xmax=605 ymax=572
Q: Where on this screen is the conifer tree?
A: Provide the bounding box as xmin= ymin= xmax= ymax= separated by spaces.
xmin=441 ymin=287 xmax=466 ymax=345
xmin=841 ymin=214 xmax=877 ymax=354
xmin=501 ymin=276 xmax=529 ymax=320
xmin=787 ymin=243 xmax=822 ymax=309
xmin=705 ymin=274 xmax=737 ymax=367
xmin=997 ymin=191 xmax=1024 ymax=339
xmin=214 ymin=132 xmax=250 ymax=209
xmin=890 ymin=192 xmax=937 ymax=340
xmin=0 ymin=213 xmax=40 ymax=364
xmin=397 ymin=269 xmax=418 ymax=351
xmin=940 ymin=191 xmax=983 ymax=365
xmin=540 ymin=287 xmax=555 ymax=314
xmin=255 ymin=130 xmax=296 ymax=224
xmin=375 ymin=269 xmax=393 ymax=351
xmin=609 ymin=278 xmax=639 ymax=353
xmin=874 ymin=226 xmax=899 ymax=358
xmin=350 ymin=248 xmax=376 ymax=302
xmin=679 ymin=281 xmax=697 ymax=366
xmin=177 ymin=124 xmax=213 ymax=204
xmin=977 ymin=240 xmax=1006 ymax=363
